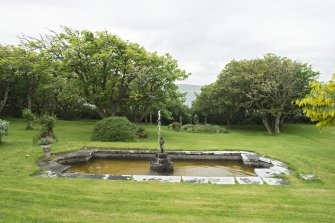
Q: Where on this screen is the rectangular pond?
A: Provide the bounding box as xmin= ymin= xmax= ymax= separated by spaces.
xmin=69 ymin=159 xmax=256 ymax=177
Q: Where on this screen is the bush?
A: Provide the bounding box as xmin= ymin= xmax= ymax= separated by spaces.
xmin=0 ymin=119 xmax=9 ymax=143
xmin=168 ymin=122 xmax=182 ymax=131
xmin=34 ymin=115 xmax=57 ymax=144
xmin=181 ymin=124 xmax=194 ymax=131
xmin=39 ymin=115 xmax=56 ymax=129
xmin=136 ymin=126 xmax=148 ymax=138
xmin=22 ymin=109 xmax=36 ymax=130
xmin=182 ymin=124 xmax=228 ymax=133
xmin=91 ymin=117 xmax=137 ymax=142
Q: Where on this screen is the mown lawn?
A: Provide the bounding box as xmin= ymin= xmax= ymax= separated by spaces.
xmin=0 ymin=119 xmax=334 ymax=222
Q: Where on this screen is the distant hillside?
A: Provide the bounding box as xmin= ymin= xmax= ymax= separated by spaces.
xmin=178 ymin=84 xmax=203 ymax=107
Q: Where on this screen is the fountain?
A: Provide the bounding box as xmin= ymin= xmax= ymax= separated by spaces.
xmin=150 ymin=110 xmax=174 ymax=173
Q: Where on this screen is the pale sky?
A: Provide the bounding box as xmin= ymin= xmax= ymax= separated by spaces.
xmin=0 ymin=0 xmax=334 ymax=84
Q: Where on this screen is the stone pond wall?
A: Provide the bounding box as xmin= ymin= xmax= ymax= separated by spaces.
xmin=36 ymin=148 xmax=291 ymax=185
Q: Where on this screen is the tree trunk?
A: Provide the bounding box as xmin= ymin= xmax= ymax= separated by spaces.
xmin=226 ymin=117 xmax=230 ymax=127
xmin=180 ymin=115 xmax=183 ymax=125
xmin=261 ymin=115 xmax=273 ymax=134
xmin=204 ymin=117 xmax=207 ymax=125
xmin=280 ymin=114 xmax=287 ymax=129
xmin=0 ymin=85 xmax=9 ymax=113
xmin=144 ymin=115 xmax=148 ymax=123
xmin=27 ymin=93 xmax=32 ymax=110
xmin=149 ymin=114 xmax=152 ymax=124
xmin=96 ymin=104 xmax=108 ymax=118
xmin=274 ymin=112 xmax=282 ymax=134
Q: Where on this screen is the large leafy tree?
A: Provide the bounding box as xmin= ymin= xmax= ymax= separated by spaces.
xmin=26 ymin=27 xmax=188 ymax=118
xmin=194 ymin=54 xmax=318 ymax=134
xmin=296 ymin=75 xmax=335 ymax=127
xmin=0 ymin=45 xmax=20 ymax=114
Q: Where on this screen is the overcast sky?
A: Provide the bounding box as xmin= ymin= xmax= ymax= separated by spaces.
xmin=0 ymin=0 xmax=334 ymax=84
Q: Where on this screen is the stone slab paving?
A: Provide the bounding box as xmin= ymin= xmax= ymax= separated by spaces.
xmin=271 ymin=160 xmax=288 ymax=168
xmin=262 ymin=177 xmax=288 ymax=185
xmin=254 ymin=168 xmax=278 ymax=178
xmin=208 ymin=177 xmax=235 ymax=184
xmin=133 ymin=175 xmax=182 ymax=182
xmin=258 ymin=157 xmax=273 ymax=164
xmin=299 ymin=174 xmax=317 ymax=181
xmin=182 ymin=176 xmax=209 ymax=183
xmin=241 ymin=153 xmax=261 ymax=165
xmin=59 ymin=173 xmax=107 ymax=179
xmin=270 ymin=165 xmax=291 ymax=175
xmin=107 ymin=175 xmax=132 ymax=181
xmin=37 ymin=161 xmax=70 ymax=173
xmin=34 ymin=171 xmax=60 ymax=178
xmin=235 ymin=176 xmax=264 ymax=185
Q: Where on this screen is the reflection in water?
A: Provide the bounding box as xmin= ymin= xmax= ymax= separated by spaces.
xmin=69 ymin=159 xmax=255 ymax=177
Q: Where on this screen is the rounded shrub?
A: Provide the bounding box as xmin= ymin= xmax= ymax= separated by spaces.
xmin=22 ymin=109 xmax=36 ymax=130
xmin=91 ymin=117 xmax=137 ymax=142
xmin=182 ymin=124 xmax=228 ymax=133
xmin=136 ymin=126 xmax=148 ymax=138
xmin=168 ymin=122 xmax=182 ymax=131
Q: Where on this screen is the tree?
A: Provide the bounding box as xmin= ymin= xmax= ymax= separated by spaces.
xmin=25 ymin=27 xmax=188 ymax=118
xmin=194 ymin=54 xmax=318 ymax=134
xmin=0 ymin=45 xmax=19 ymax=114
xmin=296 ymin=75 xmax=335 ymax=128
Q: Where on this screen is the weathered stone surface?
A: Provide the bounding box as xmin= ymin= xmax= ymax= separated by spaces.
xmin=241 ymin=153 xmax=261 ymax=165
xmin=37 ymin=161 xmax=70 ymax=173
xmin=258 ymin=157 xmax=273 ymax=164
xmin=133 ymin=175 xmax=181 ymax=182
xmin=34 ymin=171 xmax=60 ymax=178
xmin=270 ymin=165 xmax=291 ymax=175
xmin=150 ymin=153 xmax=174 ymax=173
xmin=299 ymin=174 xmax=317 ymax=181
xmin=107 ymin=175 xmax=132 ymax=181
xmin=59 ymin=173 xmax=106 ymax=179
xmin=182 ymin=176 xmax=209 ymax=183
xmin=208 ymin=177 xmax=235 ymax=184
xmin=271 ymin=160 xmax=288 ymax=168
xmin=235 ymin=176 xmax=263 ymax=185
xmin=262 ymin=177 xmax=288 ymax=185
xmin=254 ymin=168 xmax=278 ymax=178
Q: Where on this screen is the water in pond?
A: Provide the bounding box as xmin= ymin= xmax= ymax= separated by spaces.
xmin=69 ymin=159 xmax=255 ymax=177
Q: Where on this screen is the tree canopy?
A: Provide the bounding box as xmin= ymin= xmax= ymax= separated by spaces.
xmin=26 ymin=27 xmax=188 ymax=119
xmin=193 ymin=54 xmax=318 ymax=134
xmin=1 ymin=27 xmax=188 ymax=122
xmin=296 ymin=75 xmax=335 ymax=128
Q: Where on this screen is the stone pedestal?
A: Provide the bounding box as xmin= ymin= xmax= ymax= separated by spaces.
xmin=150 ymin=153 xmax=173 ymax=173
xmin=41 ymin=145 xmax=52 ymax=160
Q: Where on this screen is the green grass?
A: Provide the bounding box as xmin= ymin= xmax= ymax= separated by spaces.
xmin=0 ymin=118 xmax=334 ymax=222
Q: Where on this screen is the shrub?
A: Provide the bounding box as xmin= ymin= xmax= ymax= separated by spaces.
xmin=34 ymin=115 xmax=57 ymax=144
xmin=91 ymin=117 xmax=137 ymax=142
xmin=168 ymin=122 xmax=182 ymax=131
xmin=22 ymin=109 xmax=36 ymax=130
xmin=0 ymin=119 xmax=9 ymax=143
xmin=181 ymin=124 xmax=194 ymax=131
xmin=182 ymin=124 xmax=228 ymax=133
xmin=136 ymin=126 xmax=148 ymax=138
xmin=39 ymin=115 xmax=56 ymax=129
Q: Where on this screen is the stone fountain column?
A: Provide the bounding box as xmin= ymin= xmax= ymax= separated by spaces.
xmin=150 ymin=111 xmax=173 ymax=173
xmin=150 ymin=137 xmax=173 ymax=173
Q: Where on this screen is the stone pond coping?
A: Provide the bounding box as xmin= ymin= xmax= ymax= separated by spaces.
xmin=36 ymin=148 xmax=292 ymax=186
